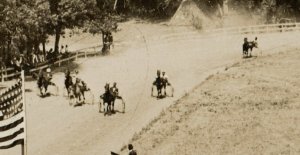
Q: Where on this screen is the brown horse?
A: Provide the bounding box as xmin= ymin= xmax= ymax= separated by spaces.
xmin=37 ymin=72 xmax=58 ymax=97
xmin=68 ymin=81 xmax=90 ymax=106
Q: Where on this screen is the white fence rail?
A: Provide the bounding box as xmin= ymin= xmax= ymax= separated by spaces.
xmin=205 ymin=22 xmax=300 ymax=36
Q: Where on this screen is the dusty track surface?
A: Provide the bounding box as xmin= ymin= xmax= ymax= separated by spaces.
xmin=3 ymin=21 xmax=300 ymax=155
xmin=122 ymin=49 xmax=300 ymax=155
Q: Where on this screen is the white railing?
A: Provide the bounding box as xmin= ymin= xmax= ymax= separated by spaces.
xmin=159 ymin=22 xmax=300 ymax=42
xmin=29 ymin=45 xmax=101 ymax=73
xmin=206 ymin=22 xmax=300 ymax=35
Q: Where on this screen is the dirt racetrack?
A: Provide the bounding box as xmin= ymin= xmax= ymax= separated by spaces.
xmin=2 ymin=21 xmax=300 ymax=155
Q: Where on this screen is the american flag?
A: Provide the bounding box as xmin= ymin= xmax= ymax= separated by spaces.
xmin=0 ymin=73 xmax=26 ymax=152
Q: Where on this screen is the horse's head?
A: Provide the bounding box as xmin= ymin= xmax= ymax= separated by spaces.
xmin=105 ymin=83 xmax=110 ymax=90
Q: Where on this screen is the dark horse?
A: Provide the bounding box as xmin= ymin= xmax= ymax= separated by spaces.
xmin=152 ymin=76 xmax=164 ymax=98
xmin=243 ymin=37 xmax=258 ymax=58
xmin=64 ymin=71 xmax=73 ymax=96
xmin=37 ymin=72 xmax=57 ymax=97
xmin=99 ymin=84 xmax=125 ymax=115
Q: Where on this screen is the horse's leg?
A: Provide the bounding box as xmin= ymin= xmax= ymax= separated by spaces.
xmin=39 ymin=87 xmax=43 ymax=96
xmin=157 ymin=86 xmax=160 ymax=97
xmin=44 ymin=84 xmax=48 ymax=94
xmin=107 ymin=102 xmax=111 ymax=114
xmin=112 ymin=99 xmax=115 ymax=112
xmin=82 ymin=91 xmax=86 ymax=100
xmin=66 ymin=86 xmax=70 ymax=97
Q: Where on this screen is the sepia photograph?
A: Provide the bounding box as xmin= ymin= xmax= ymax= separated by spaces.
xmin=0 ymin=0 xmax=300 ymax=154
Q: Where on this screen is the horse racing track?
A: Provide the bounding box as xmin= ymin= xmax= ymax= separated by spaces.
xmin=3 ymin=22 xmax=300 ymax=155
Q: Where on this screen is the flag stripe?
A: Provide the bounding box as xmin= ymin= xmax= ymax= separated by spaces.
xmin=0 ymin=121 xmax=25 ymax=141
xmin=0 ymin=111 xmax=24 ymax=127
xmin=0 ymin=117 xmax=23 ymax=132
xmin=0 ymin=128 xmax=24 ymax=143
xmin=0 ymin=133 xmax=24 ymax=148
xmin=0 ymin=139 xmax=24 ymax=149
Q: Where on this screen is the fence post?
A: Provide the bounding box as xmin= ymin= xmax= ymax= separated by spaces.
xmin=76 ymin=52 xmax=78 ymax=61
xmin=58 ymin=57 xmax=61 ymax=67
xmin=94 ymin=47 xmax=96 ymax=57
xmin=0 ymin=69 xmax=3 ymax=83
xmin=4 ymin=68 xmax=7 ymax=81
xmin=85 ymin=51 xmax=87 ymax=59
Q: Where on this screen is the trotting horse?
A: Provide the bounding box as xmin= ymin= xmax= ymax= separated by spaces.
xmin=68 ymin=81 xmax=90 ymax=106
xmin=37 ymin=73 xmax=58 ymax=97
xmin=99 ymin=84 xmax=125 ymax=115
xmin=64 ymin=71 xmax=73 ymax=96
xmin=152 ymin=76 xmax=164 ymax=98
xmin=243 ymin=37 xmax=258 ymax=58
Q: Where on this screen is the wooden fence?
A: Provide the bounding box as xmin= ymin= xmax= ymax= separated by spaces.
xmin=0 ymin=46 xmax=101 ymax=82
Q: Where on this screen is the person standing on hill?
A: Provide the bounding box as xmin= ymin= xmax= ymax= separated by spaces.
xmin=128 ymin=144 xmax=137 ymax=155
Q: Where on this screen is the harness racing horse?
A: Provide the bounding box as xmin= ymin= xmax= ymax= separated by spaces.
xmin=152 ymin=76 xmax=164 ymax=98
xmin=99 ymin=84 xmax=114 ymax=114
xmin=64 ymin=72 xmax=73 ymax=97
xmin=37 ymin=73 xmax=58 ymax=97
xmin=68 ymin=80 xmax=91 ymax=106
xmin=243 ymin=37 xmax=258 ymax=58
xmin=99 ymin=84 xmax=125 ymax=115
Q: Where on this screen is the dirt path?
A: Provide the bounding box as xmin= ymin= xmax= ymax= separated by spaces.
xmin=123 ymin=48 xmax=300 ymax=155
xmin=2 ymin=22 xmax=300 ymax=155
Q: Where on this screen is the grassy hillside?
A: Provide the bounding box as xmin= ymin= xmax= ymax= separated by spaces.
xmin=121 ymin=49 xmax=300 ymax=154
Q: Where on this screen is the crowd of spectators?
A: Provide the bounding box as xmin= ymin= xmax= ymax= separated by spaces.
xmin=2 ymin=44 xmax=71 ymax=74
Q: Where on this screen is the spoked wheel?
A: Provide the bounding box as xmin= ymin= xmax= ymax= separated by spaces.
xmin=98 ymin=100 xmax=103 ymax=113
xmin=51 ymin=85 xmax=59 ymax=96
xmin=63 ymin=87 xmax=69 ymax=97
xmin=167 ymin=85 xmax=174 ymax=97
xmin=151 ymin=85 xmax=155 ymax=97
xmin=113 ymin=97 xmax=125 ymax=114
xmin=69 ymin=95 xmax=76 ymax=106
xmin=84 ymin=90 xmax=94 ymax=105
xmin=121 ymin=99 xmax=125 ymax=113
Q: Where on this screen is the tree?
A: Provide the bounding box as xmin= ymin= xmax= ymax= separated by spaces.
xmin=47 ymin=0 xmax=96 ymax=54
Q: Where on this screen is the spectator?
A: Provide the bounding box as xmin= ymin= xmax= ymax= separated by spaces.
xmin=32 ymin=51 xmax=38 ymax=65
xmin=60 ymin=45 xmax=64 ymax=55
xmin=65 ymin=45 xmax=69 ymax=54
xmin=128 ymin=144 xmax=137 ymax=155
xmin=38 ymin=51 xmax=45 ymax=62
xmin=14 ymin=55 xmax=22 ymax=71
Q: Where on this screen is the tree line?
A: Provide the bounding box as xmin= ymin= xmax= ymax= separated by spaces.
xmin=126 ymin=0 xmax=300 ymax=22
xmin=0 ymin=0 xmax=118 ymax=67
